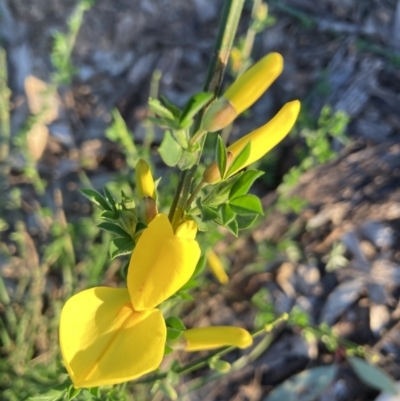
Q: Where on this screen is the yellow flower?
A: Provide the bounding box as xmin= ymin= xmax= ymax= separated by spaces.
xmin=183 ymin=326 xmax=253 ymax=352
xmin=203 ymin=100 xmax=300 ymax=184
xmin=202 ymin=53 xmax=283 ymax=133
xmin=59 ymin=214 xmax=200 ymax=388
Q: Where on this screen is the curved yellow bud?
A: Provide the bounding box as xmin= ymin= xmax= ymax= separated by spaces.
xmin=183 ymin=326 xmax=253 ymax=352
xmin=135 ymin=159 xmax=156 ymax=200
xmin=128 ymin=214 xmax=201 ymax=310
xmin=227 ymin=100 xmax=300 ymax=175
xmin=206 ymin=249 xmax=229 ymax=284
xmin=203 ymin=100 xmax=300 ymax=184
xmin=224 ymin=52 xmax=283 ymax=115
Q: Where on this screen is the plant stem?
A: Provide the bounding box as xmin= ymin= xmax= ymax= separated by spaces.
xmin=168 ymin=0 xmax=245 ymax=229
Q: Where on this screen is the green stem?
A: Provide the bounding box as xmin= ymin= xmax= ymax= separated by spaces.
xmin=186 ymin=180 xmax=207 ymax=210
xmin=168 ymin=0 xmax=245 ymax=229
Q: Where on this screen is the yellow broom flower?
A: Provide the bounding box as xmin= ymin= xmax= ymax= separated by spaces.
xmin=203 ymin=100 xmax=300 ymax=184
xmin=60 ymin=214 xmax=200 ymax=388
xmin=202 ymin=53 xmax=283 ymax=133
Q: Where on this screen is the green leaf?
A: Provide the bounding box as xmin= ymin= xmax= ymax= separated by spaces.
xmin=348 ymin=356 xmax=398 ymax=395
xmin=229 ymin=194 xmax=263 ymax=215
xmin=179 ymin=278 xmax=198 ymax=291
xmin=27 ymin=390 xmax=65 ymax=401
xmin=202 ymin=173 xmax=242 ymax=207
xmin=98 ymin=222 xmax=132 ymax=238
xmin=265 ymin=365 xmax=337 ymax=401
xmin=226 ymin=219 xmax=238 ymax=237
xmin=229 ymin=170 xmax=264 ymax=199
xmin=177 ymin=150 xmax=196 ymax=170
xmin=196 ymin=199 xmax=219 ymax=222
xmin=159 ymin=130 xmax=183 ymax=167
xmin=160 ymin=95 xmax=182 ymax=119
xmin=166 ymin=327 xmax=183 ymax=340
xmin=101 ymin=210 xmax=117 ymax=221
xmin=219 ymin=204 xmax=236 ymax=225
xmin=148 ymin=98 xmax=175 ymax=120
xmin=165 ymin=316 xmax=186 ymax=330
xmin=164 ymin=345 xmax=173 ymax=355
xmin=226 ymin=140 xmax=251 ymax=177
xmin=190 ymin=214 xmax=208 ymax=232
xmin=236 ymin=214 xmax=258 ymax=230
xmin=89 ymin=387 xmax=100 ymax=397
xmin=103 ymin=187 xmax=117 ymax=211
xmin=216 ymin=135 xmax=228 ymax=179
xmin=180 ymin=92 xmax=213 ymax=127
xmin=171 ymin=129 xmax=189 ymax=149
xmin=67 ymin=386 xmax=81 ymax=400
xmin=148 ymin=116 xmax=181 ymax=130
xmin=80 ymin=188 xmax=111 ymax=211
xmin=109 ymin=237 xmax=134 ymax=259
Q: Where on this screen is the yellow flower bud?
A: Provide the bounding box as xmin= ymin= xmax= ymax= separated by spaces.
xmin=224 ymin=52 xmax=283 ymax=116
xmin=206 ymin=249 xmax=229 ymax=284
xmin=201 ymin=52 xmax=283 ymax=133
xmin=135 ymin=159 xmax=156 ymax=200
xmin=183 ymin=326 xmax=253 ymax=352
xmin=203 ymin=100 xmax=300 ymax=184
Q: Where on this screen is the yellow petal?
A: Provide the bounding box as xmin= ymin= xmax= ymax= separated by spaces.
xmin=183 ymin=326 xmax=253 ymax=352
xmin=227 ymin=100 xmax=300 ymax=176
xmin=135 ymin=159 xmax=156 ymax=200
xmin=128 ymin=214 xmax=201 ymax=310
xmin=60 ymin=287 xmax=166 ymax=388
xmin=207 ymin=249 xmax=229 ymax=284
xmin=224 ymin=52 xmax=283 ymax=115
xmin=175 ymin=219 xmax=198 ymax=240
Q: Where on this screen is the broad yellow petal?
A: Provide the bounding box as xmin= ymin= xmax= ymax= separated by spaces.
xmin=60 ymin=287 xmax=166 ymax=388
xmin=183 ymin=326 xmax=253 ymax=352
xmin=175 ymin=219 xmax=198 ymax=240
xmin=227 ymin=100 xmax=300 ymax=176
xmin=224 ymin=52 xmax=283 ymax=115
xmin=128 ymin=214 xmax=201 ymax=310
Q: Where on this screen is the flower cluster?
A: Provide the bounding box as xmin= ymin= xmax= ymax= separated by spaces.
xmin=59 ymin=51 xmax=300 ymax=388
xmin=60 ymin=164 xmax=252 ymax=388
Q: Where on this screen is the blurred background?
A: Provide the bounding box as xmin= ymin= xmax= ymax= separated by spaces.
xmin=1 ymin=0 xmax=400 ymax=400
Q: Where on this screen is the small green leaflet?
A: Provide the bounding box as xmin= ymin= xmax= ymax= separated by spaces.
xmin=216 ymin=135 xmax=228 ymax=179
xmin=348 ymin=356 xmax=398 ymax=395
xmin=103 ymin=187 xmax=117 ymax=211
xmin=80 ymin=188 xmax=111 ymax=211
xmin=177 ymin=150 xmax=196 ymax=170
xmin=180 ymin=92 xmax=213 ymax=127
xmin=226 ymin=219 xmax=239 ymax=237
xmin=236 ymin=214 xmax=258 ymax=230
xmin=148 ymin=98 xmax=175 ymax=120
xmin=159 ymin=130 xmax=183 ymax=167
xmin=226 ymin=140 xmax=251 ymax=177
xmin=229 ymin=194 xmax=263 ymax=215
xmin=109 ymin=237 xmax=134 ymax=260
xmin=219 ymin=204 xmax=236 ymax=225
xmin=165 ymin=316 xmax=186 ymax=330
xmin=229 ymin=170 xmax=264 ymax=199
xmin=98 ymin=222 xmax=131 ymax=239
xmin=160 ymin=95 xmax=182 ymax=119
